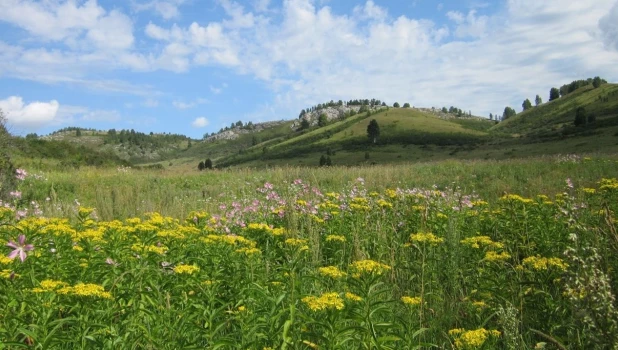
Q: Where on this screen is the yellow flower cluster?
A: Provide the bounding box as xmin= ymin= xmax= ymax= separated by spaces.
xmin=78 ymin=207 xmax=95 ymax=218
xmin=235 ymin=247 xmax=262 ymax=255
xmin=0 ymin=255 xmax=12 ymax=265
xmin=522 ymin=256 xmax=568 ymax=271
xmin=57 ymin=283 xmax=112 ymax=299
xmin=174 ymin=264 xmax=200 ymax=275
xmin=318 ymin=266 xmax=347 ymax=279
xmin=410 ymin=232 xmax=444 ymax=245
xmin=599 ymin=178 xmax=618 ymax=192
xmin=385 ymin=189 xmax=397 ymax=198
xmin=73 ymin=228 xmax=106 ymax=242
xmin=483 ymin=251 xmax=511 ymax=262
xmin=411 ymin=205 xmax=426 ymax=211
xmin=202 ymin=234 xmax=256 ymax=247
xmin=0 ymin=270 xmax=18 ymax=279
xmin=349 ymin=260 xmax=391 ymax=277
xmin=32 ymin=279 xmax=68 ymax=293
xmin=325 ymin=234 xmax=346 ymax=243
xmin=302 ymin=292 xmax=344 ymax=311
xmin=344 ymin=292 xmax=362 ymax=302
xmin=285 ymin=238 xmax=308 ymax=249
xmin=460 ymin=236 xmax=504 ymax=249
xmin=131 ymin=243 xmax=168 ymax=255
xmin=449 ymin=328 xmax=500 ymax=349
xmin=401 ymin=296 xmax=422 ymax=306
xmin=500 ymin=194 xmax=534 ymax=204
xmin=245 ymin=223 xmax=286 ymax=236
xmin=376 ymin=199 xmax=393 ymax=209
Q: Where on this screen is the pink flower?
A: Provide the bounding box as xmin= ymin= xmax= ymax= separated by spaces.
xmin=15 ymin=169 xmax=27 ymax=181
xmin=9 ymin=191 xmax=21 ymax=199
xmin=6 ymin=235 xmax=34 ymax=262
xmin=566 ymin=178 xmax=574 ymax=189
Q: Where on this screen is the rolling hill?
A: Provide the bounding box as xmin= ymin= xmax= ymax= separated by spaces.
xmin=15 ymin=79 xmax=618 ymax=170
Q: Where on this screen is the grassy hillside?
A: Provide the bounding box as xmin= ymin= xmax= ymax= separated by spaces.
xmin=492 ymin=83 xmax=618 ymax=135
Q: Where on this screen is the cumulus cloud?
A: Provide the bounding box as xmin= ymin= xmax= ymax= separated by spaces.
xmin=446 ymin=10 xmax=489 ymax=38
xmin=599 ymin=1 xmax=618 ymax=51
xmin=0 ymin=96 xmax=59 ymax=130
xmin=191 ymin=117 xmax=209 ymax=128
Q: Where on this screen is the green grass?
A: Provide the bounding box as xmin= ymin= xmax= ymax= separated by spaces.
xmin=492 ymin=83 xmax=618 ymax=135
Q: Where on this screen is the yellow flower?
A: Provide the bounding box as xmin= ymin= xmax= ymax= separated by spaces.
xmin=500 ymin=194 xmax=534 ymax=204
xmin=318 ymin=266 xmax=347 ymax=279
xmin=174 ymin=264 xmax=200 ymax=275
xmin=38 ymin=279 xmax=68 ymax=291
xmin=522 ymin=256 xmax=568 ymax=271
xmin=472 ymin=301 xmax=487 ymax=309
xmin=302 ymin=292 xmax=344 ymax=311
xmin=78 ymin=207 xmax=95 ymax=218
xmin=450 ymin=328 xmax=500 ymax=349
xmin=461 ymin=236 xmax=504 ymax=249
xmin=484 ymin=251 xmax=511 ymax=262
xmin=349 ymin=260 xmax=391 ymax=277
xmin=376 ymin=199 xmax=393 ymax=209
xmin=385 ymin=189 xmax=397 ymax=198
xmin=237 ymin=306 xmax=246 ymax=312
xmin=0 ymin=270 xmax=19 ymax=279
xmin=57 ymin=283 xmax=112 ymax=299
xmin=285 ymin=238 xmax=308 ymax=247
xmin=401 ymin=296 xmax=422 ymax=306
xmin=235 ymin=247 xmax=262 ymax=255
xmin=582 ymin=188 xmax=596 ymax=194
xmin=344 ymin=292 xmax=362 ymax=302
xmin=325 ymin=234 xmax=346 ymax=243
xmin=0 ymin=256 xmax=13 ymax=265
xmin=410 ymin=232 xmax=444 ymax=245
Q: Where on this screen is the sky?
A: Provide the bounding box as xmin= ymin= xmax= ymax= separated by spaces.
xmin=0 ymin=0 xmax=617 ymax=138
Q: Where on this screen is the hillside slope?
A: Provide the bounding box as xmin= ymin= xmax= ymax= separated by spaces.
xmin=492 ymin=83 xmax=618 ymax=135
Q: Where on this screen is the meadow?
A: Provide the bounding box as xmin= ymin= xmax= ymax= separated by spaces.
xmin=1 ymin=156 xmax=618 ymax=349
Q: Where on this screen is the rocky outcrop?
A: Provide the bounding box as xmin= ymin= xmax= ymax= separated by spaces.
xmin=205 ymin=120 xmax=287 ymax=142
xmin=291 ymin=105 xmax=387 ymax=129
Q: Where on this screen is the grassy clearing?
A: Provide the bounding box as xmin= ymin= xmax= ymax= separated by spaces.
xmin=1 ymin=158 xmax=618 ymax=349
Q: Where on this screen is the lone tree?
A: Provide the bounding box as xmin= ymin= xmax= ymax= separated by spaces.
xmin=502 ymin=106 xmax=517 ymax=120
xmin=535 ymin=95 xmax=542 ymax=106
xmin=574 ymin=107 xmax=587 ymax=126
xmin=319 ymin=155 xmax=327 ymax=167
xmin=299 ymin=119 xmax=310 ymax=131
xmin=549 ymin=88 xmax=560 ymax=101
xmin=393 ymin=102 xmax=400 ymax=108
xmin=593 ymin=76 xmax=603 ymax=88
xmin=522 ymin=99 xmax=532 ymax=111
xmin=318 ymin=113 xmax=328 ymax=127
xmin=204 ymin=158 xmax=213 ymax=169
xmin=367 ymin=119 xmax=380 ymax=144
xmin=198 ymin=161 xmax=205 ymax=171
xmin=402 ymin=103 xmax=411 ymax=108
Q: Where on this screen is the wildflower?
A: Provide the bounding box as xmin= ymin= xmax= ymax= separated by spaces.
xmin=522 ymin=256 xmax=568 ymax=271
xmin=318 ymin=266 xmax=347 ymax=279
xmin=349 ymin=260 xmax=391 ymax=277
xmin=409 ymin=232 xmax=444 ymax=245
xmin=483 ymin=251 xmax=511 ymax=262
xmin=450 ymin=328 xmax=500 ymax=349
xmin=6 ymin=235 xmax=34 ymax=262
xmin=174 ymin=264 xmax=200 ymax=275
xmin=9 ymin=191 xmax=21 ymax=199
xmin=105 ymin=258 xmax=119 ymax=266
xmin=344 ymin=292 xmax=362 ymax=302
xmin=0 ymin=269 xmax=19 ymax=279
xmin=566 ymin=178 xmax=574 ymax=189
xmin=57 ymin=283 xmax=112 ymax=299
xmin=325 ymin=234 xmax=346 ymax=243
xmin=461 ymin=236 xmax=504 ymax=249
xmin=302 ymin=292 xmax=344 ymax=311
xmin=15 ymin=168 xmax=27 ymax=180
xmin=401 ymin=296 xmax=422 ymax=306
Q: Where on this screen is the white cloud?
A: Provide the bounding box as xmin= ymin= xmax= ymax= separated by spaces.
xmin=173 ymin=98 xmax=208 ymax=109
xmin=353 ymin=1 xmax=388 ymax=22
xmin=143 ymin=98 xmax=159 ymax=107
xmin=133 ymin=0 xmax=187 ymax=20
xmin=447 ymin=10 xmax=489 ymax=38
xmin=599 ymin=1 xmax=618 ymax=51
xmin=191 ymin=117 xmax=210 ymax=128
xmin=0 ymin=96 xmax=59 ymax=130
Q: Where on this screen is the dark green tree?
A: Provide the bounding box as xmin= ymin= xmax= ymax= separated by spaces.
xmin=325 ymin=156 xmax=332 ymax=166
xmin=502 ymin=106 xmax=517 ymax=120
xmin=522 ymin=99 xmax=532 ymax=111
xmin=367 ymin=119 xmax=380 ymax=144
xmin=393 ymin=102 xmax=400 ymax=108
xmin=365 ymin=151 xmax=370 ymax=160
xmin=252 ymin=135 xmax=259 ymax=146
xmin=299 ymin=119 xmax=310 ymax=130
xmin=574 ymin=107 xmax=587 ymax=126
xmin=403 ymin=103 xmax=411 ymax=108
xmin=535 ymin=95 xmax=542 ymax=106
xmin=204 ymin=158 xmax=213 ymax=169
xmin=318 ymin=113 xmax=328 ymax=127
xmin=442 ymin=107 xmax=448 ymax=113
xmin=198 ymin=161 xmax=205 ymax=171
xmin=593 ymin=76 xmax=603 ymax=88
xmin=76 ymin=129 xmax=82 ymax=137
xmin=549 ymin=87 xmax=560 ymax=101
xmin=319 ymin=155 xmax=327 ymax=166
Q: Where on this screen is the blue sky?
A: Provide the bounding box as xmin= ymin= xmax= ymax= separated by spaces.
xmin=1 ymin=0 xmax=617 ymax=138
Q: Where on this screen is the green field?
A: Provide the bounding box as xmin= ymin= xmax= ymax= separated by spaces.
xmin=1 ymin=156 xmax=618 ymax=348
